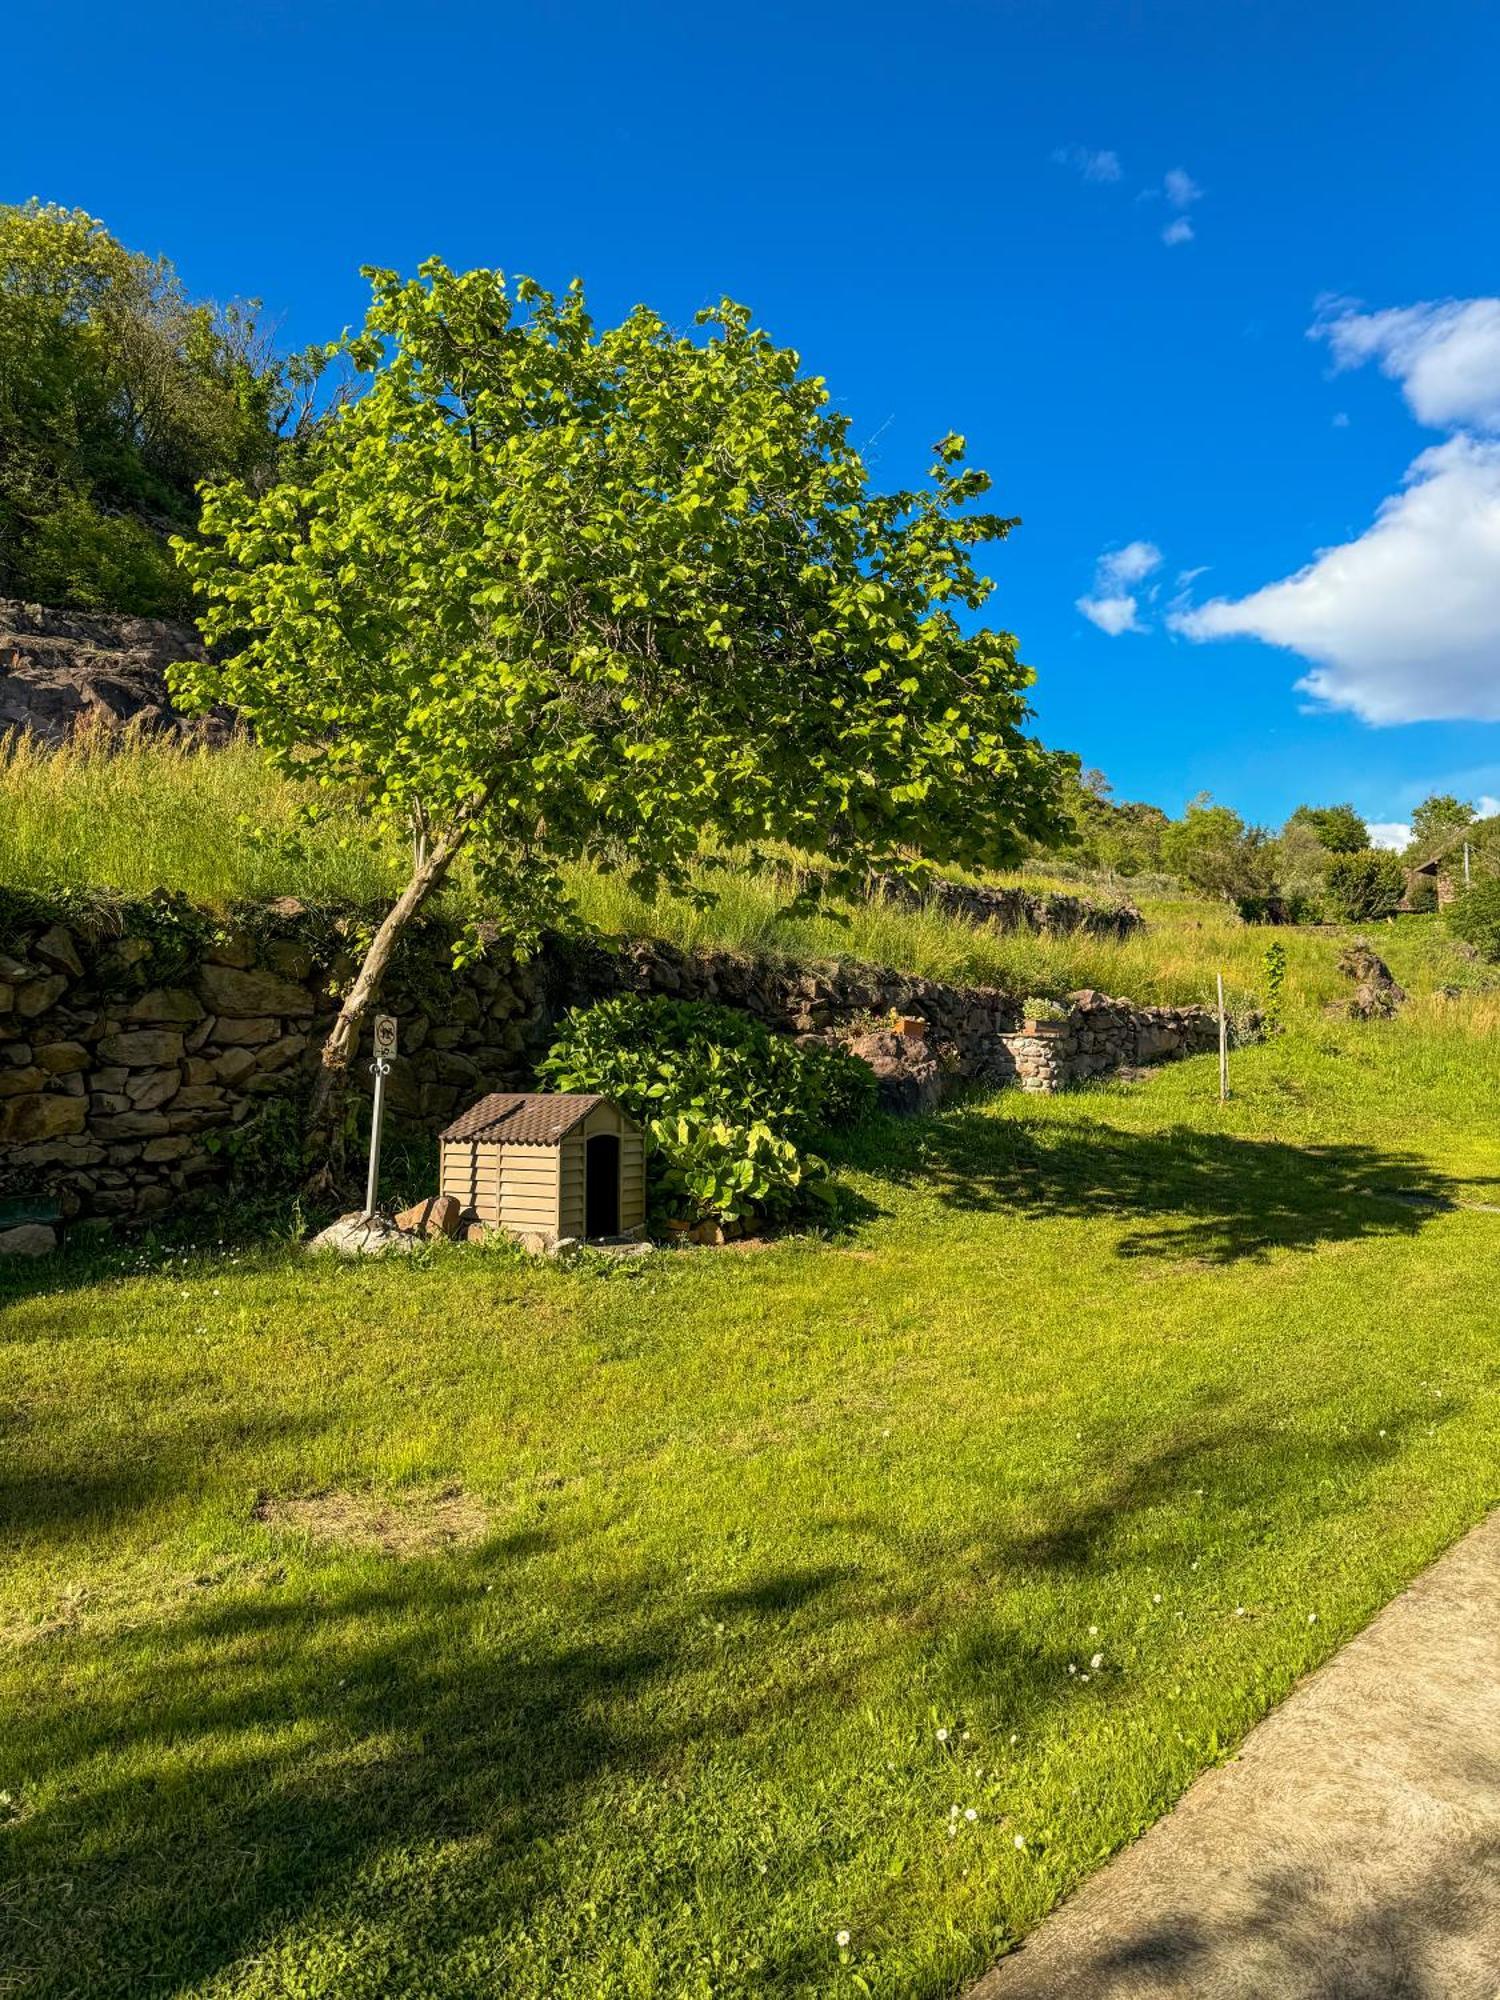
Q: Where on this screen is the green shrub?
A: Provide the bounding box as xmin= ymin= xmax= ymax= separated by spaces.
xmin=538 ymin=994 xmax=875 ymax=1225
xmin=1323 ymin=851 xmax=1405 ymax=922
xmin=1447 ymin=877 xmax=1500 ymax=962
xmin=21 ymin=495 xmax=190 ymax=620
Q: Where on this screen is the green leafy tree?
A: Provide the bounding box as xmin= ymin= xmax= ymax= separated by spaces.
xmin=1286 ymin=803 xmax=1369 ymax=854
xmin=175 ymin=261 xmax=1069 ymax=1140
xmin=1447 ymin=877 xmax=1500 ymax=962
xmin=1409 ymin=793 xmax=1475 ymax=852
xmin=1046 ymin=766 xmax=1169 ymax=876
xmin=0 ymin=200 xmax=299 ymax=616
xmin=1161 ymin=795 xmax=1276 ymax=902
xmin=1323 ymin=850 xmax=1405 ymax=922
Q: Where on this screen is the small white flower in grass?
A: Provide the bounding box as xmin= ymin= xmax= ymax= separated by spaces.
xmin=1067 ymin=1662 xmax=1076 ymax=1675
xmin=1307 ymin=1612 xmax=1318 ymax=1625
xmin=965 ymin=1808 xmax=978 ymax=1821
xmin=1152 ymin=1592 xmax=1162 ymax=1604
xmin=1009 ymin=1732 xmax=1019 ymax=1745
xmin=1088 ymin=1624 xmax=1098 ymax=1636
xmin=1235 ymin=1606 xmax=1246 ymax=1617
xmin=935 ymin=1726 xmax=949 ymax=1743
xmin=1090 ymin=1653 xmax=1104 ymax=1670
xmin=1013 ymin=1833 xmax=1027 ymax=1850
xmin=836 ymin=1929 xmax=851 ymax=1949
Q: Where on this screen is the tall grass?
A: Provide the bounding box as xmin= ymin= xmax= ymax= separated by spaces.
xmin=2 ymin=729 xmax=1491 ymax=1018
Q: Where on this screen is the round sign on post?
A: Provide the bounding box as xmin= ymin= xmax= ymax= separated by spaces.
xmin=365 ymin=1015 xmax=398 ymax=1217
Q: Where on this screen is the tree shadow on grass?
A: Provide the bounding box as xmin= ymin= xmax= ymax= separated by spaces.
xmin=834 ymin=1103 xmax=1488 ymax=1264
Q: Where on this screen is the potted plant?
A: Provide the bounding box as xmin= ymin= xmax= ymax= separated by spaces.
xmin=1019 ymin=995 xmax=1071 ymax=1036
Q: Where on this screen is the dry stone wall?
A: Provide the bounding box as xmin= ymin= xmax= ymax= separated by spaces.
xmin=0 ymin=896 xmax=1218 ymax=1250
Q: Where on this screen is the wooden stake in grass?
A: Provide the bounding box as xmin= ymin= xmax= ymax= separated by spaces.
xmin=1217 ymin=970 xmax=1230 ymax=1101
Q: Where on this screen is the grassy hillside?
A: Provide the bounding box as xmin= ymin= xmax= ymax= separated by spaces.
xmin=1 ymin=728 xmax=1490 ymax=1017
xmin=4 ymin=1013 xmax=1500 ymax=1997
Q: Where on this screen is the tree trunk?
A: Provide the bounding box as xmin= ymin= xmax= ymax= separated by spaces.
xmin=303 ymin=802 xmax=483 ymax=1185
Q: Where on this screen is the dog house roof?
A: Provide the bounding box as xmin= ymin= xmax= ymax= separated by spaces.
xmin=439 ymin=1092 xmax=617 ymax=1147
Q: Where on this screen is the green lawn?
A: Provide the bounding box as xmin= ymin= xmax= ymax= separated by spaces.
xmin=4 ymin=1009 xmax=1500 ymax=1998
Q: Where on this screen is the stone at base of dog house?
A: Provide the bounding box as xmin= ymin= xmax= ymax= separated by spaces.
xmin=0 ymin=1222 xmax=57 ymax=1257
xmin=307 ymin=1212 xmax=418 ymax=1257
xmin=394 ymin=1193 xmax=462 ymax=1239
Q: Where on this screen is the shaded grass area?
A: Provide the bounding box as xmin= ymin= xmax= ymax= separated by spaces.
xmin=3 ymin=1016 xmax=1500 ymax=1997
xmin=1 ymin=728 xmax=1492 ymax=1013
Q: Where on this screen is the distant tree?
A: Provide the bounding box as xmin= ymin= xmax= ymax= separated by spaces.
xmin=0 ymin=199 xmax=304 ymax=616
xmin=1409 ymin=793 xmax=1475 ymax=852
xmin=1323 ymin=851 xmax=1405 ymax=922
xmin=1161 ymin=794 xmax=1276 ymax=902
xmin=1286 ymin=803 xmax=1369 ymax=854
xmin=1448 ymin=877 xmax=1500 ymax=962
xmin=177 ymin=262 xmax=1071 ymax=1147
xmin=1046 ymin=765 xmax=1169 ymax=875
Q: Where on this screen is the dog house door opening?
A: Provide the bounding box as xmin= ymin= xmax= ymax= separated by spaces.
xmin=585 ymin=1133 xmax=621 ymax=1238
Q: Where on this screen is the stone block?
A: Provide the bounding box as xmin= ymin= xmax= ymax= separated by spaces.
xmin=98 ymin=1028 xmax=185 ymax=1067
xmin=206 ymin=929 xmax=256 ymax=969
xmin=172 ymin=1084 xmax=228 ymax=1111
xmin=197 ymin=963 xmax=314 ymax=1018
xmin=33 ymin=926 xmax=84 ymax=978
xmin=16 ymin=974 xmax=68 ymax=1018
xmin=0 ymin=1066 xmax=45 ymax=1097
xmin=182 ymin=1057 xmax=217 ymax=1085
xmin=394 ymin=1193 xmax=463 ymax=1239
xmin=212 ymin=1047 xmax=257 ymax=1086
xmin=208 ymin=1015 xmax=279 ymax=1046
xmin=93 ymin=1110 xmax=172 ymax=1139
xmin=141 ymin=1136 xmax=194 ymax=1162
xmin=0 ymin=1093 xmax=87 ymax=1142
xmin=263 ymin=939 xmax=315 ymax=980
xmin=255 ymin=1034 xmax=308 ymax=1073
xmin=124 ymin=1068 xmax=181 ymax=1110
xmin=34 ymin=1040 xmax=89 ymax=1074
xmin=0 ymin=1224 xmax=57 ymax=1257
xmin=124 ymin=987 xmax=204 ymax=1025
xmin=9 ymin=1137 xmax=106 ymax=1167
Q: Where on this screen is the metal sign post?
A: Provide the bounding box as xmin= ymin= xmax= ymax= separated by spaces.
xmin=364 ymin=1014 xmax=398 ymax=1218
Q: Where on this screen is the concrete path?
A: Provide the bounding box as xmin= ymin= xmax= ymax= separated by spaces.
xmin=970 ymin=1509 xmax=1500 ymax=2000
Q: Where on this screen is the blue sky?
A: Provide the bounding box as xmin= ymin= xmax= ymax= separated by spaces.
xmin=13 ymin=0 xmax=1500 ymax=837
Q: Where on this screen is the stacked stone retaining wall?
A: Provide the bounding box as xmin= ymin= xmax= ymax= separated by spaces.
xmin=0 ymin=897 xmax=1217 ymax=1248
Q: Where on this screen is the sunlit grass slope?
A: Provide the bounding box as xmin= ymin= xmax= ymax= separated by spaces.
xmin=2 ymin=729 xmax=1490 ymax=1015
xmin=3 ymin=1010 xmax=1500 ymax=1997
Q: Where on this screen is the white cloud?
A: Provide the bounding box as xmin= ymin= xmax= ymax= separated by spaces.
xmin=1367 ymin=822 xmax=1412 ymax=851
xmin=1172 ymin=434 xmax=1500 ymax=722
xmin=1332 ymin=410 xmax=1350 ymax=427
xmin=1313 ymin=297 xmax=1500 ymax=432
xmin=1052 ymin=145 xmax=1122 ymax=183
xmin=1099 ymin=540 xmax=1162 ymax=588
xmin=1078 ymin=593 xmax=1143 ymax=635
xmin=1163 ymin=167 xmax=1203 ymax=208
xmin=1162 ymin=218 xmax=1195 ymax=247
xmin=1078 ymin=541 xmax=1161 ymax=634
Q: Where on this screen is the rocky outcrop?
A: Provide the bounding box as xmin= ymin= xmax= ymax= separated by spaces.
xmin=0 ymin=895 xmax=1221 ymax=1246
xmin=1333 ymin=940 xmax=1407 ymax=1020
xmin=0 ymin=599 xmax=233 ymax=746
